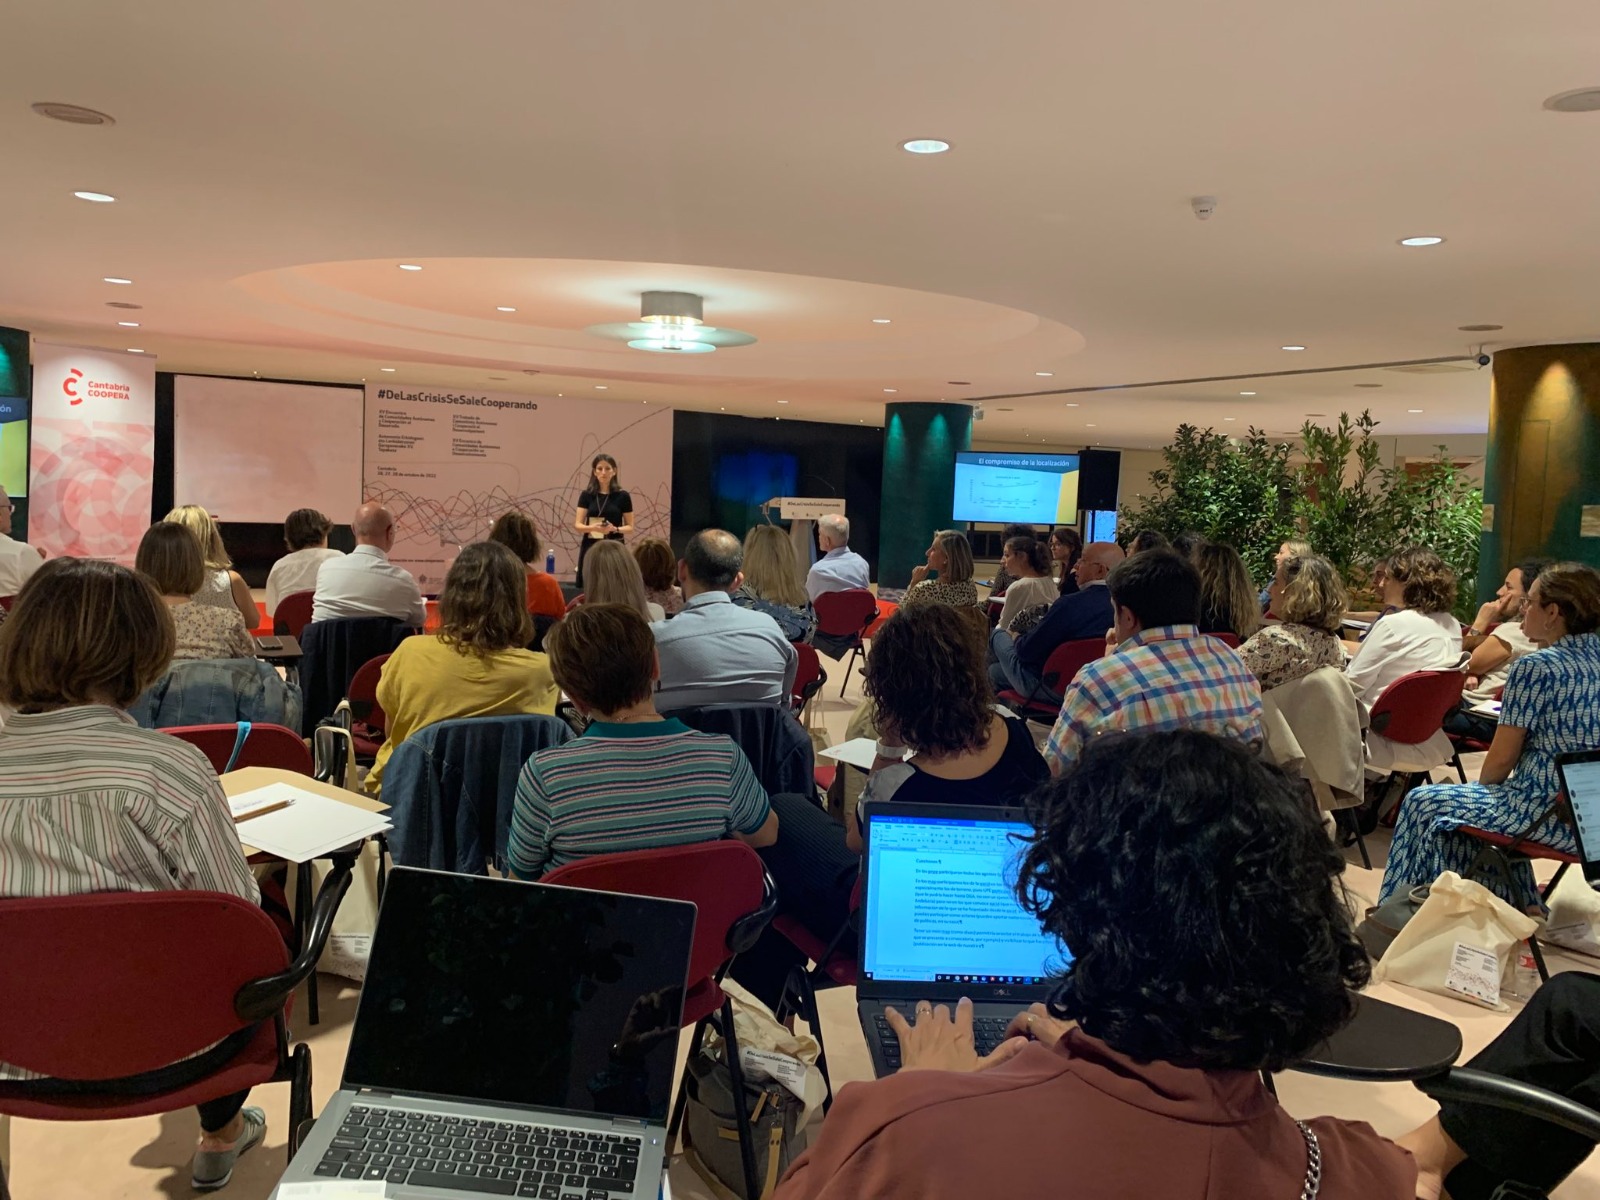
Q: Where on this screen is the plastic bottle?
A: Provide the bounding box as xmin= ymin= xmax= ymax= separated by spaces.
xmin=545 ymin=549 xmax=556 ymax=575
xmin=1504 ymin=941 xmax=1541 ymax=1001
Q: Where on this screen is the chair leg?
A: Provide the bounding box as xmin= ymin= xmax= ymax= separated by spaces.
xmin=1527 ymin=932 xmax=1552 ymax=984
xmin=287 ymin=1042 xmax=313 ymax=1156
xmin=1452 ymin=752 xmax=1468 ymax=784
xmin=839 ymin=645 xmax=861 ymax=697
xmin=667 ymin=1016 xmax=709 ymax=1146
xmin=1335 ymin=808 xmax=1372 ymax=870
xmin=375 ymin=834 xmax=389 ymax=904
xmin=296 ymin=862 xmax=320 ymax=1026
xmin=719 ymin=996 xmax=762 ymax=1200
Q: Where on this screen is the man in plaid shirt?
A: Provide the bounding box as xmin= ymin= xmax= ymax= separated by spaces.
xmin=1045 ymin=549 xmax=1264 ymax=775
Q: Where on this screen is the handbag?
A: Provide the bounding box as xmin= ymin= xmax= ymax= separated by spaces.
xmin=1355 ymin=884 xmax=1432 ymax=960
xmin=1372 ymin=871 xmax=1539 ymax=1010
xmin=681 ymin=1048 xmax=805 ymax=1200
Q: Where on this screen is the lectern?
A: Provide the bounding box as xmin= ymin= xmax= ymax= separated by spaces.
xmin=761 ymin=496 xmax=846 ymax=588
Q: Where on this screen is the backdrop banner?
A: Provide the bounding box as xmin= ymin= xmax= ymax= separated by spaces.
xmin=29 ymin=342 xmax=157 ymax=563
xmin=362 ymin=385 xmax=673 ymax=592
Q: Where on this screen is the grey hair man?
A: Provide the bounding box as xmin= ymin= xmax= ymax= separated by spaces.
xmin=310 ymin=501 xmax=426 ymax=626
xmin=806 ymin=513 xmax=870 ymax=604
xmin=0 ymin=487 xmax=44 ymax=598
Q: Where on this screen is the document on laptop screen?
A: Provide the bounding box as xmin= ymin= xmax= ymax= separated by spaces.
xmin=1565 ymin=759 xmax=1600 ymax=857
xmin=862 ymin=815 xmax=1068 ymax=985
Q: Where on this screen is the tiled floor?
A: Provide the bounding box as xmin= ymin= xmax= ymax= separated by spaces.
xmin=10 ymin=664 xmax=1600 ymax=1198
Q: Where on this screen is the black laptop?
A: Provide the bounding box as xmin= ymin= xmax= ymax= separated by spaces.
xmin=855 ymin=801 xmax=1070 ymax=1077
xmin=274 ymin=866 xmax=696 ymax=1199
xmin=1557 ymin=749 xmax=1600 ymax=884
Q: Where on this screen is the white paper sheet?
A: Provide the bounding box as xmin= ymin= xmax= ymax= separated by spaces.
xmin=229 ymin=782 xmax=391 ymax=863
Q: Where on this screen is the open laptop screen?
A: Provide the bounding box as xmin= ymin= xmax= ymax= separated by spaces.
xmin=343 ymin=869 xmax=695 ymax=1122
xmin=1561 ymin=752 xmax=1600 ymax=867
xmin=861 ymin=811 xmax=1069 ymax=986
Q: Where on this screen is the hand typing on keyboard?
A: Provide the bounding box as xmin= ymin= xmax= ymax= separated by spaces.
xmin=882 ymin=996 xmax=1031 ymax=1075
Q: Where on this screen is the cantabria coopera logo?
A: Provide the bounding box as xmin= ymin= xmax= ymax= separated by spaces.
xmin=63 ymin=368 xmax=84 ymax=404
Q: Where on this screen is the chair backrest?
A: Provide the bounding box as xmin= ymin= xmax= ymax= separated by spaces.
xmin=564 ymin=592 xmax=586 ymax=614
xmin=129 ymin=656 xmax=303 ymax=732
xmin=791 ymin=642 xmax=824 ymax=710
xmin=384 ymin=713 xmax=574 ymax=874
xmin=671 ymin=703 xmax=816 ymax=799
xmin=164 ymin=722 xmax=314 ymax=775
xmin=0 ymin=890 xmax=288 ymax=1080
xmin=1038 ymin=638 xmax=1105 ymax=695
xmin=347 ymin=652 xmax=392 ymax=734
xmin=274 ymin=590 xmax=316 ymax=638
xmin=1212 ymin=631 xmax=1242 ymax=649
xmin=0 ymin=595 xmax=15 ymax=613
xmin=813 ymin=588 xmax=879 ymax=638
xmin=1369 ymin=669 xmax=1467 ymax=745
xmin=298 ymin=617 xmax=412 ymax=735
xmin=541 ymin=841 xmax=770 ymax=1005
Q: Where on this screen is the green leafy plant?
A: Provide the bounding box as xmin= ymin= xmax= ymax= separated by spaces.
xmin=1295 ymin=411 xmax=1385 ymax=582
xmin=1376 ymin=450 xmax=1484 ymax=622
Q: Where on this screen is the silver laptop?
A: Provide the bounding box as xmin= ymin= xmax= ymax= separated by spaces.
xmin=274 ymin=866 xmax=696 ymax=1199
xmin=855 ymin=802 xmax=1070 ymax=1077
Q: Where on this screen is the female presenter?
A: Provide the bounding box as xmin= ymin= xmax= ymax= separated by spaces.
xmin=572 ymin=453 xmax=633 ymax=587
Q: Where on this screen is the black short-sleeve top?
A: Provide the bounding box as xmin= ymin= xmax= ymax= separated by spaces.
xmin=578 ymin=488 xmax=632 ymax=538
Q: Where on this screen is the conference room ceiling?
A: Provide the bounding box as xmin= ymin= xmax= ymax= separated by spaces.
xmin=2 ymin=0 xmax=1597 ymax=449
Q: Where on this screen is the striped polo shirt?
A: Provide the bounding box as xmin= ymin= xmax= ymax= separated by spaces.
xmin=507 ymin=718 xmax=772 ymax=879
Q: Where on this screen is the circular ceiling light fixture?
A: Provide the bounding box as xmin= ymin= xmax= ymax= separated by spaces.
xmin=901 ymin=138 xmax=951 ymax=154
xmin=1544 ymin=87 xmax=1600 ymax=113
xmin=1066 ymin=402 xmax=1080 ymax=407
xmin=398 ymin=263 xmax=422 ymax=271
xmin=104 ymin=276 xmax=132 ymax=285
xmin=1354 ymin=382 xmax=1384 ymax=388
xmin=872 ymin=318 xmax=892 ymax=324
xmin=496 ymin=306 xmax=516 ymax=313
xmin=1459 ymin=323 xmax=1503 ymax=332
xmin=947 ymin=380 xmax=971 ymax=386
xmin=883 ymin=388 xmax=898 ymax=393
xmin=586 ymin=291 xmax=755 ymax=354
xmin=1239 ymin=391 xmax=1257 ymax=396
xmin=74 ymin=190 xmax=115 ymax=203
xmin=126 ymin=348 xmax=144 ymax=354
xmin=380 ymin=367 xmax=396 ymax=372
xmin=1408 ymin=408 xmax=1425 ymax=413
xmin=1035 ymin=371 xmax=1054 ymax=377
xmin=32 ymin=101 xmax=115 ymax=126
xmin=594 ymin=385 xmax=608 ymax=390
xmin=1398 ymin=236 xmax=1445 ymax=247
xmin=105 ymin=300 xmax=141 ymax=309
xmin=117 ymin=321 xmax=139 ymax=327
xmin=1281 ymin=344 xmax=1306 ymax=351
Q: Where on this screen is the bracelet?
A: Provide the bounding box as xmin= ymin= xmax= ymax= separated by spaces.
xmin=874 ymin=740 xmax=907 ymax=759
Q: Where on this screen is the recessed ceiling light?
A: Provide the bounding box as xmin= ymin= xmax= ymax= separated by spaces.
xmin=1407 ymin=408 xmax=1424 ymax=413
xmin=126 ymin=348 xmax=144 ymax=354
xmin=947 ymin=380 xmax=971 ymax=386
xmin=117 ymin=320 xmax=139 ymax=327
xmin=901 ymin=139 xmax=951 ymax=154
xmin=1086 ymin=423 xmax=1097 ymax=427
xmin=777 ymin=400 xmax=790 ymax=404
xmin=32 ymin=101 xmax=116 ymax=126
xmin=1459 ymin=324 xmax=1503 ymax=332
xmin=489 ymin=376 xmax=506 ymax=380
xmin=1354 ymin=382 xmax=1384 ymax=388
xmin=380 ymin=367 xmax=396 ymax=372
xmin=1239 ymin=391 xmax=1257 ymax=396
xmin=103 ymin=276 xmax=132 ymax=285
xmin=398 ymin=263 xmax=422 ymax=271
xmin=1398 ymin=236 xmax=1445 ymax=247
xmin=521 ymin=369 xmax=541 ymax=376
xmin=73 ymin=190 xmax=115 ymax=203
xmin=1544 ymin=87 xmax=1600 ymax=113
xmin=1066 ymin=402 xmax=1080 ymax=408
xmin=105 ymin=300 xmax=141 ymax=309
xmin=1281 ymin=345 xmax=1306 ymax=351
xmin=1035 ymin=372 xmax=1054 ymax=377
xmin=997 ymin=407 xmax=1014 ymax=412
xmin=496 ymin=306 xmax=516 ymax=313
xmin=1224 ymin=417 xmax=1237 ymax=422
xmin=883 ymin=388 xmax=897 ymax=393
xmin=595 ymin=385 xmax=607 ymax=390
xmin=872 ymin=318 xmax=892 ymax=324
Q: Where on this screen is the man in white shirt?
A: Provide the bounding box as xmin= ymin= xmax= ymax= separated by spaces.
xmin=310 ymin=501 xmax=426 ymax=626
xmin=0 ymin=488 xmax=43 ymax=598
xmin=805 ymin=514 xmax=870 ymax=603
xmin=265 ymin=507 xmax=344 ymax=616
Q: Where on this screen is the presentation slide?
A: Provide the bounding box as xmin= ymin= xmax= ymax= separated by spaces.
xmin=862 ymin=816 xmax=1067 ymax=984
xmin=952 ymin=452 xmax=1080 ymax=525
xmin=0 ymin=396 xmax=28 ymax=497
xmin=174 ymin=376 xmax=364 ymax=525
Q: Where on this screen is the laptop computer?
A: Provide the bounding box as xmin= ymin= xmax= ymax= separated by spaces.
xmin=855 ymin=801 xmax=1070 ymax=1077
xmin=274 ymin=866 xmax=696 ymax=1199
xmin=1557 ymin=749 xmax=1600 ymax=884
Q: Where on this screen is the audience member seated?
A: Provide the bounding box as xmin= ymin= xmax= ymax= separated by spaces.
xmin=901 ymin=529 xmax=978 ymax=610
xmin=805 ymin=513 xmax=870 ymax=603
xmin=1239 ymin=553 xmax=1348 ymax=690
xmin=652 ymin=530 xmax=798 ymax=711
xmin=1128 ymin=529 xmax=1169 ymax=554
xmin=0 ymin=486 xmax=43 ymax=597
xmin=264 ymin=507 xmax=342 ymax=617
xmin=1048 ymin=526 xmax=1082 ymax=596
xmin=632 ymin=536 xmax=685 ymax=615
xmin=987 ymin=541 xmax=1122 ymax=700
xmin=995 ymin=535 xmax=1058 ymax=633
xmin=311 ymin=500 xmax=426 ymax=627
xmin=1447 ymin=556 xmax=1553 ymax=742
xmin=487 ymin=509 xmax=566 ymax=620
xmin=506 ymin=603 xmax=778 ymax=879
xmin=1044 ymin=550 xmax=1263 ymax=776
xmin=985 ymin=523 xmax=1036 ymax=597
xmin=1345 ymin=545 xmax=1463 ymax=773
xmin=1171 ymin=529 xmax=1209 ymax=560
xmin=1342 ymin=554 xmax=1398 ymax=646
xmin=848 ymin=605 xmax=1047 ymax=852
xmin=773 ymin=731 xmax=1409 ymax=1200
xmin=0 ymin=558 xmax=267 ymax=1188
xmin=1194 ymin=541 xmax=1262 ymax=641
xmin=366 ymin=541 xmax=558 ymax=796
xmin=733 ymin=524 xmax=817 ymax=643
xmin=580 ymin=538 xmax=663 ymax=621
xmin=1262 ymin=537 xmax=1313 ymax=611
xmin=136 ymin=523 xmax=256 ymax=662
xmin=165 ymin=504 xmax=258 ymax=629
xmin=1379 ymin=562 xmax=1600 ymax=906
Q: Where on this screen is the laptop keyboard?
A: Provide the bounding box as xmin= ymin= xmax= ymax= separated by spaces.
xmin=313 ymin=1104 xmax=643 ymax=1198
xmin=872 ymin=1012 xmax=1013 ymax=1070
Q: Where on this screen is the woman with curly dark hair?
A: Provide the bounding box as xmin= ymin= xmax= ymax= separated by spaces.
xmin=845 ymin=604 xmax=1047 ymax=851
xmin=774 ymin=730 xmax=1415 ymax=1200
xmin=366 ymin=541 xmax=558 ymax=796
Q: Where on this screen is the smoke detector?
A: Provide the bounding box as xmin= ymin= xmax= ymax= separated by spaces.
xmin=1545 ymin=87 xmax=1600 ymax=113
xmin=32 ymin=101 xmax=116 ymax=126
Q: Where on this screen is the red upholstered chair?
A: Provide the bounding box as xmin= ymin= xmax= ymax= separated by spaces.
xmin=773 ymin=874 xmax=863 ymax=1111
xmin=0 ymin=864 xmax=354 ymax=1156
xmin=0 ymin=595 xmax=15 ymax=613
xmin=1211 ymin=631 xmax=1242 ymax=649
xmin=564 ymin=592 xmax=586 ymax=614
xmin=163 ymin=722 xmax=314 ymax=775
xmin=1461 ymin=798 xmax=1581 ymax=982
xmin=541 ymin=842 xmax=777 ymax=1199
xmin=346 ymin=652 xmax=392 ymax=762
xmin=996 ymin=637 xmax=1104 ymax=724
xmin=1351 ymin=669 xmax=1469 ymax=868
xmin=791 ymin=642 xmax=827 ymax=716
xmin=273 ymin=590 xmax=315 ymax=639
xmin=812 ymin=589 xmax=880 ymax=695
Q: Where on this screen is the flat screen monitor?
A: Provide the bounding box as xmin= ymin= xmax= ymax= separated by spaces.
xmin=952 ymin=452 xmax=1080 ymax=526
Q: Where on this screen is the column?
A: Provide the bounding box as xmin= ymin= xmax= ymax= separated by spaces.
xmin=1479 ymin=345 xmax=1600 ymax=602
xmin=879 ymin=402 xmax=973 ymax=589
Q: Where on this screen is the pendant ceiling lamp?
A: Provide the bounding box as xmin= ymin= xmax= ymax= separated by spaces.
xmin=585 ymin=291 xmax=757 ymax=354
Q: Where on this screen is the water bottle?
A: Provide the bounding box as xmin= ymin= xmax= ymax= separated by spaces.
xmin=1503 ymin=941 xmax=1541 ymax=1001
xmin=545 ymin=549 xmax=556 ymax=575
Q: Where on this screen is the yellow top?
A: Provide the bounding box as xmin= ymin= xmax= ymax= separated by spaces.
xmin=367 ymin=634 xmax=559 ymax=795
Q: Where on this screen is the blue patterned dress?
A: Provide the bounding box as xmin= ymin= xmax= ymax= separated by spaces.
xmin=1378 ymin=631 xmax=1600 ymax=904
